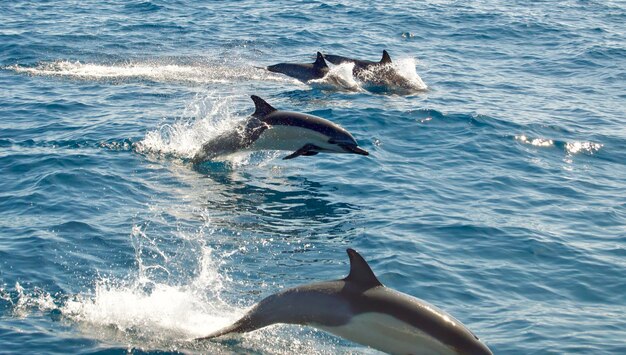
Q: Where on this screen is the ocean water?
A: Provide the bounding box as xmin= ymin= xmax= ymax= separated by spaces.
xmin=1 ymin=0 xmax=625 ymax=354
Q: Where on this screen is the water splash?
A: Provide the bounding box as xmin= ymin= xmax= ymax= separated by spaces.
xmin=309 ymin=62 xmax=362 ymax=92
xmin=358 ymin=58 xmax=428 ymax=94
xmin=10 ymin=282 xmax=57 ymax=318
xmin=311 ymin=57 xmax=427 ymax=94
xmin=61 ymin=247 xmax=235 ymax=345
xmin=133 ymin=94 xmax=244 ymax=161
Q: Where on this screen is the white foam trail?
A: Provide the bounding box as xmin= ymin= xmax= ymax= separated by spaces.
xmin=7 ymin=60 xmax=296 ymax=84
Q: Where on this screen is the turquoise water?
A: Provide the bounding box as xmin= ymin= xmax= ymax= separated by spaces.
xmin=1 ymin=1 xmax=625 ymax=354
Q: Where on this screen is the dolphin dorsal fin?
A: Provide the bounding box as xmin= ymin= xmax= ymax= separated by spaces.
xmin=345 ymin=249 xmax=382 ymax=289
xmin=251 ymin=95 xmax=277 ymax=118
xmin=380 ymin=50 xmax=392 ymax=64
xmin=313 ymin=52 xmax=328 ymax=69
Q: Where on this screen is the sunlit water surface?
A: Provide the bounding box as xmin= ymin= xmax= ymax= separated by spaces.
xmin=1 ymin=1 xmax=625 ymax=354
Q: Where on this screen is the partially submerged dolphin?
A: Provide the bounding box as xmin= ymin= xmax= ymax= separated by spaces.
xmin=266 ymin=52 xmax=329 ymax=82
xmin=323 ymin=50 xmax=392 ymax=76
xmin=197 ymin=249 xmax=493 ymax=355
xmin=191 ymin=96 xmax=369 ymax=163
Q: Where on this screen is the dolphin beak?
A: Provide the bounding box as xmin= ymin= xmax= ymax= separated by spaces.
xmin=342 ymin=145 xmax=369 ymax=156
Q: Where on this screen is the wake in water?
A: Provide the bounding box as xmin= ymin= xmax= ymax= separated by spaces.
xmin=6 ymin=55 xmax=425 ymax=94
xmin=6 ymin=60 xmax=299 ymax=85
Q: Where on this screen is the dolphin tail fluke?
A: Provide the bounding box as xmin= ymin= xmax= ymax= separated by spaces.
xmin=380 ymin=50 xmax=392 ymax=64
xmin=195 ymin=324 xmax=240 ymax=341
xmin=314 ymin=52 xmax=328 ymax=69
xmin=195 ymin=318 xmax=253 ymax=341
xmin=251 ymin=95 xmax=277 ymax=118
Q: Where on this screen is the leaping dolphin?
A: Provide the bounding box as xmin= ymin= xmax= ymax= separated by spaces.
xmin=323 ymin=50 xmax=392 ymax=76
xmin=196 ymin=249 xmax=493 ymax=355
xmin=191 ymin=96 xmax=369 ymax=163
xmin=266 ymin=52 xmax=329 ymax=82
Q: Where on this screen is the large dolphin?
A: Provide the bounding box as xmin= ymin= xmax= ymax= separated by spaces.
xmin=323 ymin=50 xmax=392 ymax=76
xmin=191 ymin=96 xmax=369 ymax=163
xmin=266 ymin=52 xmax=329 ymax=82
xmin=196 ymin=249 xmax=493 ymax=355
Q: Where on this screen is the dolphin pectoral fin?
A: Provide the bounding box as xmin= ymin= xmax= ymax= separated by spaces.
xmin=283 ymin=144 xmax=319 ymax=160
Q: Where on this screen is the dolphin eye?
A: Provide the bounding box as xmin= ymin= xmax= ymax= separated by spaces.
xmin=328 ymin=138 xmax=337 ymax=144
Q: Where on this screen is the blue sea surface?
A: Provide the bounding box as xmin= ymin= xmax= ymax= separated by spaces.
xmin=1 ymin=1 xmax=625 ymax=354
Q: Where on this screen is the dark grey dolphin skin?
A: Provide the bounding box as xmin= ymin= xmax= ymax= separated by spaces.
xmin=191 ymin=96 xmax=368 ymax=163
xmin=323 ymin=50 xmax=392 ymax=76
xmin=196 ymin=249 xmax=493 ymax=355
xmin=189 ymin=116 xmax=269 ymax=164
xmin=266 ymin=52 xmax=329 ymax=82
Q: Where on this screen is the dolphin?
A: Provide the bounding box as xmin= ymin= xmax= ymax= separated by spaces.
xmin=196 ymin=249 xmax=493 ymax=355
xmin=323 ymin=50 xmax=392 ymax=76
xmin=266 ymin=52 xmax=329 ymax=82
xmin=324 ymin=50 xmax=425 ymax=94
xmin=191 ymin=96 xmax=369 ymax=163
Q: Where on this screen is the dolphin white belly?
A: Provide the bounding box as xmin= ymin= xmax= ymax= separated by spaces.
xmin=318 ymin=313 xmax=458 ymax=355
xmin=247 ymin=125 xmax=340 ymax=153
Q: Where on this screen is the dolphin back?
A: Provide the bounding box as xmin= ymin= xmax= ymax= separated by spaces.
xmin=266 ymin=52 xmax=328 ymax=82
